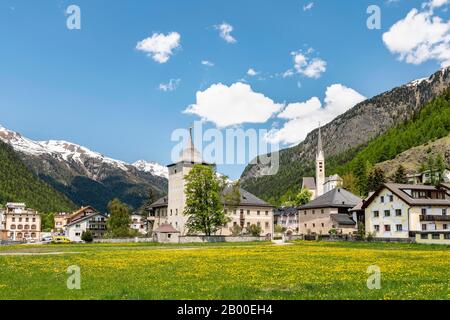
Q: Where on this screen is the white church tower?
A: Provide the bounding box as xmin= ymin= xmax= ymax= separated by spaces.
xmin=315 ymin=126 xmax=325 ymax=197
xmin=167 ymin=127 xmax=206 ymax=235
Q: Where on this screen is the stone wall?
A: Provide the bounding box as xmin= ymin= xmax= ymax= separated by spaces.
xmin=178 ymin=236 xmax=269 ymax=244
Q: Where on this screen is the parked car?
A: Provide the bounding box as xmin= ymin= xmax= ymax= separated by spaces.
xmin=51 ymin=236 xmax=71 ymax=244
xmin=41 ymin=236 xmax=53 ymax=243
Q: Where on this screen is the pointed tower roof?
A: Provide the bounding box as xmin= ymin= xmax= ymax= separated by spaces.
xmin=317 ymin=125 xmax=324 ymax=159
xmin=177 ymin=126 xmax=204 ymax=164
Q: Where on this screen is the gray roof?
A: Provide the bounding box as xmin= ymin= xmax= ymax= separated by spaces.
xmin=148 ymin=188 xmax=275 ymax=209
xmin=223 ymin=188 xmax=275 ymax=208
xmin=302 ymin=177 xmax=316 ymax=190
xmin=330 ymin=214 xmax=356 ymax=226
xmin=362 ymin=183 xmax=450 ymax=208
xmin=66 ymin=212 xmax=107 ymax=227
xmin=148 ymin=196 xmax=168 ymax=209
xmin=299 ymin=188 xmax=361 ymax=210
xmin=274 ymin=207 xmax=299 ymax=217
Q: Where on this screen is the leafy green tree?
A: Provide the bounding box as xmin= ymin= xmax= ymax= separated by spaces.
xmin=81 ymin=230 xmax=94 ymax=243
xmin=106 ymin=199 xmax=133 ymax=238
xmin=247 ymin=224 xmax=262 ymax=237
xmin=342 ymin=172 xmax=359 ymax=195
xmin=367 ymin=167 xmax=386 ymax=192
xmin=274 ymin=225 xmax=284 ymax=233
xmin=393 ymin=165 xmax=408 ymax=184
xmin=294 ymin=188 xmax=312 ymax=206
xmin=41 ymin=212 xmax=55 ymax=232
xmin=183 ymin=165 xmax=229 ymax=236
xmin=229 ymin=224 xmax=242 ymax=236
xmin=223 ymin=181 xmax=241 ymax=211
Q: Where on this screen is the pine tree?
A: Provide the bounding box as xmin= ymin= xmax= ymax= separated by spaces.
xmin=106 ymin=199 xmax=132 ymax=238
xmin=367 ymin=168 xmax=386 ymax=192
xmin=393 ymin=165 xmax=408 ymax=184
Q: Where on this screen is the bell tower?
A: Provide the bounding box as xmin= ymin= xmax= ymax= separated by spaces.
xmin=315 ymin=125 xmax=325 ymax=197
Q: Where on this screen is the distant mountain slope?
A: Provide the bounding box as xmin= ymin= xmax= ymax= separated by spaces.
xmin=328 ymin=87 xmax=450 ymax=176
xmin=0 ymin=126 xmax=168 ymax=212
xmin=375 ymin=135 xmax=450 ymax=177
xmin=241 ymin=67 xmax=450 ymax=203
xmin=0 ymin=140 xmax=76 ymax=213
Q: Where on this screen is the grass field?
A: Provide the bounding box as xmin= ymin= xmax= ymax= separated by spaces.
xmin=0 ymin=241 xmax=448 ymax=300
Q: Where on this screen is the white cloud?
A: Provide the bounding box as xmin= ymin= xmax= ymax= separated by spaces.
xmin=136 ymin=32 xmax=181 ymax=63
xmin=201 ymin=60 xmax=214 ymax=67
xmin=428 ymin=0 xmax=450 ymax=9
xmin=292 ymin=51 xmax=327 ymax=78
xmin=158 ymin=79 xmax=181 ymax=92
xmin=184 ymin=82 xmax=283 ymax=127
xmin=303 ymin=2 xmax=314 ymax=11
xmin=266 ymin=84 xmax=366 ymax=145
xmin=247 ymin=68 xmax=260 ymax=76
xmin=383 ymin=3 xmax=450 ymax=67
xmin=215 ymin=23 xmax=237 ymax=44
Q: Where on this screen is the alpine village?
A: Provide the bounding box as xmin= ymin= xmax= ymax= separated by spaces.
xmin=1 ymin=67 xmax=450 ymax=246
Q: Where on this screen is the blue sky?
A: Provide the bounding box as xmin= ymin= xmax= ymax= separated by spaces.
xmin=1 ymin=0 xmax=449 ymax=179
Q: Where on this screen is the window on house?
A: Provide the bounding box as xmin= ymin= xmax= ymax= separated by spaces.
xmin=432 ymin=234 xmax=440 ymax=240
xmin=175 ymin=209 xmax=178 ymax=216
xmin=265 ymin=222 xmax=269 ymax=228
xmin=396 ymin=209 xmax=402 ymax=217
xmin=321 ymin=223 xmax=324 ymax=227
xmin=422 ymin=224 xmax=427 ymax=231
xmin=443 ymin=209 xmax=447 ymax=216
xmin=373 ymin=211 xmax=379 ymax=218
xmin=247 ymin=210 xmax=251 ymax=216
xmin=380 ymin=196 xmax=384 ymax=203
xmin=321 ymin=209 xmax=324 ymax=214
xmin=384 ymin=225 xmax=391 ymax=232
xmin=443 ymin=224 xmax=448 ymax=230
xmin=304 ymin=211 xmax=307 ymax=215
xmin=265 ymin=211 xmax=269 ymax=216
xmin=304 ymin=224 xmax=307 ymax=228
xmin=445 ymin=234 xmax=450 ymax=240
xmin=389 ymin=195 xmax=394 ymax=202
xmin=257 ymin=211 xmax=260 ymax=216
xmin=384 ymin=210 xmax=390 ymax=217
xmin=396 ymin=224 xmax=403 ymax=231
xmin=421 ymin=208 xmax=427 ymax=215
xmin=312 ymin=223 xmax=316 ymax=228
xmin=421 ymin=234 xmax=428 ymax=240
xmin=312 ymin=210 xmax=315 ymax=215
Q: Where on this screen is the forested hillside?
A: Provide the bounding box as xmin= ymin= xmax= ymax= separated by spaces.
xmin=0 ymin=140 xmax=76 ymax=213
xmin=329 ymin=87 xmax=450 ymax=175
xmin=242 ymin=70 xmax=450 ymax=205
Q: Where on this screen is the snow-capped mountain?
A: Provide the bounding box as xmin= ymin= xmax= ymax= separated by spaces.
xmin=0 ymin=125 xmax=167 ymax=178
xmin=132 ymin=160 xmax=168 ymax=179
xmin=0 ymin=125 xmax=168 ymax=211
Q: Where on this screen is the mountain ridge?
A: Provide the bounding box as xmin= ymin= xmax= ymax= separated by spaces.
xmin=0 ymin=125 xmax=168 ymax=212
xmin=241 ymin=67 xmax=450 ymax=203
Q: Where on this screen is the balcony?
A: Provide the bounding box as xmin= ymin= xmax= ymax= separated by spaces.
xmin=420 ymin=215 xmax=450 ymax=222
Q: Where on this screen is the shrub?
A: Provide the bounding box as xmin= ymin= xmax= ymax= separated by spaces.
xmin=81 ymin=230 xmax=94 ymax=243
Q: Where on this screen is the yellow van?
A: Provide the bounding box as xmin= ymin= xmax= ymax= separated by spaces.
xmin=51 ymin=236 xmax=71 ymax=244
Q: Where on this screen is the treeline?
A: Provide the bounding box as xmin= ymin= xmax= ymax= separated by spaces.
xmin=0 ymin=141 xmax=76 ymax=213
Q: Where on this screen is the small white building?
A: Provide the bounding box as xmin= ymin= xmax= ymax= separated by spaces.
xmin=362 ymin=183 xmax=450 ymax=241
xmin=130 ymin=213 xmax=147 ymax=235
xmin=407 ymin=169 xmax=450 ymax=185
xmin=65 ymin=212 xmax=108 ymax=242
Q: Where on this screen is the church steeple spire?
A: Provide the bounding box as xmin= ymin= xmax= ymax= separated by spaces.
xmin=315 ymin=124 xmax=325 ymax=197
xmin=317 ymin=124 xmax=323 ymax=157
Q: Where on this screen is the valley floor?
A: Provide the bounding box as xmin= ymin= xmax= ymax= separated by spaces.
xmin=0 ymin=241 xmax=448 ymax=300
